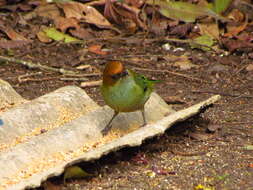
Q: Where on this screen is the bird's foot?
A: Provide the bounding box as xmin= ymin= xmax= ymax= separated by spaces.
xmin=101 ymin=125 xmax=112 ymax=136
xmin=140 ymin=122 xmax=147 ymax=128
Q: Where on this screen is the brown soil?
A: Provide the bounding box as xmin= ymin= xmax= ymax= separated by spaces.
xmin=1 ymin=15 xmax=253 ymax=190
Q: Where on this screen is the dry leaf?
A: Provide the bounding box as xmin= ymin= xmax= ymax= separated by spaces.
xmin=58 ymin=2 xmax=112 ymax=28
xmin=198 ymin=22 xmax=220 ymax=40
xmin=147 ymin=0 xmax=227 ymax=23
xmin=164 ymin=54 xmax=198 ymax=70
xmin=54 ymin=16 xmax=80 ymax=32
xmin=35 ymin=3 xmax=60 ymax=18
xmin=88 ymin=44 xmax=107 ymax=55
xmin=124 ymin=0 xmax=144 ymax=8
xmin=69 ymin=28 xmax=93 ymax=40
xmin=37 ymin=30 xmax=52 ymax=43
xmin=105 ymin=1 xmax=145 ymax=30
xmin=224 ymin=18 xmax=248 ymax=38
xmin=1 ymin=26 xmax=28 ymax=41
xmin=227 ymin=8 xmax=245 ymax=22
xmin=221 ymin=38 xmax=253 ymax=52
xmin=170 ymin=23 xmax=193 ymax=37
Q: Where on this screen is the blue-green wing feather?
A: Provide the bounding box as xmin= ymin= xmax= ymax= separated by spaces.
xmin=130 ymin=70 xmax=160 ymax=91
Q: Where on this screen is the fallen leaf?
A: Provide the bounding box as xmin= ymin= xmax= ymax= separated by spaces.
xmin=43 ymin=27 xmax=80 ymax=43
xmin=124 ymin=0 xmax=144 ymax=8
xmin=164 ymin=54 xmax=198 ymax=70
xmin=104 ymin=1 xmax=145 ymax=31
xmin=104 ymin=0 xmax=121 ymax=24
xmin=35 ymin=3 xmax=60 ymax=18
xmin=191 ymin=34 xmax=215 ymax=51
xmin=146 ymin=0 xmax=227 ymax=23
xmin=64 ymin=166 xmax=92 ymax=183
xmin=149 ymin=16 xmax=168 ymax=35
xmin=174 ymin=60 xmax=198 ymax=70
xmin=170 ymin=23 xmax=193 ymax=37
xmin=37 ymin=30 xmax=52 ymax=43
xmin=245 ymin=64 xmax=253 ymax=72
xmin=198 ymin=22 xmax=220 ymax=40
xmin=227 ymin=8 xmax=245 ymax=22
xmin=88 ymin=44 xmax=107 ymax=55
xmin=58 ymin=2 xmax=112 ymax=28
xmin=1 ymin=26 xmax=28 ymax=41
xmin=221 ymin=38 xmax=253 ymax=52
xmin=234 ymin=0 xmax=253 ymax=20
xmin=224 ymin=16 xmax=248 ymax=38
xmin=54 ymin=17 xmax=80 ymax=32
xmin=213 ymin=0 xmax=232 ymax=13
xmin=69 ymin=28 xmax=93 ymax=40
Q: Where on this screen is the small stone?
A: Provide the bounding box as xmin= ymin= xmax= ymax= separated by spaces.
xmin=162 ymin=43 xmax=171 ymax=51
xmin=207 ymin=124 xmax=222 ymax=133
xmin=246 ymin=64 xmax=253 ymax=72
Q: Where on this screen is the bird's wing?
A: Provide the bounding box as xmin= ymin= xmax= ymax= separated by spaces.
xmin=128 ymin=69 xmax=160 ymax=91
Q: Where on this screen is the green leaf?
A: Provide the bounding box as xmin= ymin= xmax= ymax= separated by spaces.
xmin=146 ymin=0 xmax=228 ymax=22
xmin=190 ymin=34 xmax=214 ymax=51
xmin=244 ymin=145 xmax=253 ymax=150
xmin=213 ymin=0 xmax=232 ymax=13
xmin=43 ymin=27 xmax=80 ymax=43
xmin=64 ymin=166 xmax=92 ymax=183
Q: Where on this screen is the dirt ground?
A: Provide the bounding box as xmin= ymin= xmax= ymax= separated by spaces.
xmin=0 ymin=13 xmax=253 ymax=190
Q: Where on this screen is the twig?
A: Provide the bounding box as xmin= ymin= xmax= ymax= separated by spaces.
xmin=18 ymin=77 xmax=59 ymax=83
xmin=80 ymin=80 xmax=102 ymax=87
xmin=80 ymin=73 xmax=102 ymax=77
xmin=18 ymin=72 xmax=43 ymax=83
xmin=133 ymin=67 xmax=208 ymax=83
xmin=0 ymin=55 xmax=81 ymax=76
xmin=192 ymin=90 xmax=253 ymax=98
xmin=60 ymin=77 xmax=88 ymax=81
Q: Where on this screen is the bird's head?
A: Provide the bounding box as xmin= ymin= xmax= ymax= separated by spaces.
xmin=103 ymin=61 xmax=128 ymax=85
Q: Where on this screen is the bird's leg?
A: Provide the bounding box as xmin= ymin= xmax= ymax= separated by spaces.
xmin=140 ymin=108 xmax=147 ymax=127
xmin=102 ymin=111 xmax=119 ymax=136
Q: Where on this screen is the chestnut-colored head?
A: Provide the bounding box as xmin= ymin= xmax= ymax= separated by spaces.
xmin=103 ymin=61 xmax=126 ymax=85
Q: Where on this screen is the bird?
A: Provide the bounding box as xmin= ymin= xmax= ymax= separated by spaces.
xmin=100 ymin=61 xmax=160 ymax=135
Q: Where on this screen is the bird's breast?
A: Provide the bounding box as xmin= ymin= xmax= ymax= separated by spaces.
xmin=101 ymin=76 xmax=150 ymax=112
